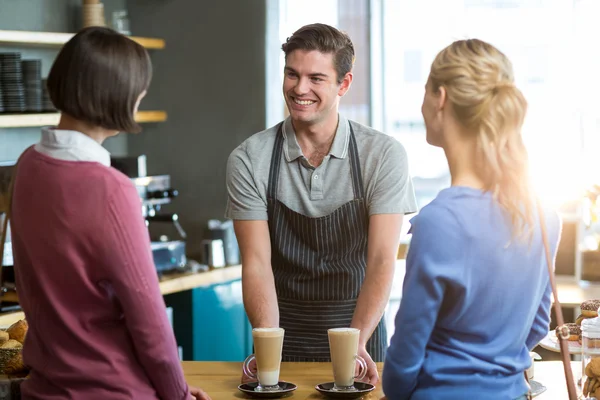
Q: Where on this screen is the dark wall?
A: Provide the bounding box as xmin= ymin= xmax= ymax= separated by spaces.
xmin=0 ymin=0 xmax=129 ymax=161
xmin=126 ymin=0 xmax=267 ymax=258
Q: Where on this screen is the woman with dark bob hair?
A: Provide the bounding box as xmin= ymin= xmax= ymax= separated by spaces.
xmin=7 ymin=27 xmax=210 ymax=400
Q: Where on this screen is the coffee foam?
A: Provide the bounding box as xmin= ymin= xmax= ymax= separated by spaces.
xmin=253 ymin=328 xmax=284 ymax=337
xmin=254 ymin=328 xmax=283 ymax=332
xmin=329 ymin=328 xmax=359 ymax=334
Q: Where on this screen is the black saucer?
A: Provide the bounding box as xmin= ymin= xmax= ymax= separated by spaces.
xmin=315 ymin=382 xmax=376 ymax=398
xmin=238 ymin=381 xmax=297 ymax=398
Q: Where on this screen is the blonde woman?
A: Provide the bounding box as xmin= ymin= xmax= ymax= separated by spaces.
xmin=382 ymin=39 xmax=561 ymax=400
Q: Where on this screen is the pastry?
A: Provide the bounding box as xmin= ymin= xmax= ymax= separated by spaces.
xmin=556 ymin=323 xmax=580 ymax=341
xmin=0 ymin=331 xmax=9 ymax=346
xmin=3 ymin=352 xmax=25 ymax=374
xmin=576 ymin=314 xmax=588 ymax=326
xmin=583 ymin=358 xmax=600 ymax=397
xmin=581 ymin=300 xmax=600 ymax=318
xmin=589 ymin=357 xmax=600 ymax=377
xmin=6 ymin=320 xmax=27 ymax=344
xmin=0 ymin=340 xmax=22 ymax=349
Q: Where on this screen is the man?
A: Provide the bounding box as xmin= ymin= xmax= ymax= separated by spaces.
xmin=225 ymin=23 xmax=417 ymax=384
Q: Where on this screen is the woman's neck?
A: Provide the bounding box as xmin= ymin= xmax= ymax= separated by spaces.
xmin=56 ymin=114 xmax=118 ymax=144
xmin=443 ymin=130 xmax=486 ymax=190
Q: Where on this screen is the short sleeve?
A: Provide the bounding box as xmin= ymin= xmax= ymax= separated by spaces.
xmin=368 ymin=139 xmax=418 ymax=215
xmin=225 ymin=145 xmax=268 ymax=220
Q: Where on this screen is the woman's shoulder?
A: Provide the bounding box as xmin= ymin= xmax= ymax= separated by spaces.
xmin=410 ymin=198 xmax=463 ymax=237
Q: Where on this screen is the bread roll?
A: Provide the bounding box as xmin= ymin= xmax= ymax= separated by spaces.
xmin=0 ymin=340 xmax=22 ymax=349
xmin=6 ymin=320 xmax=27 ymax=344
xmin=0 ymin=331 xmax=9 ymax=346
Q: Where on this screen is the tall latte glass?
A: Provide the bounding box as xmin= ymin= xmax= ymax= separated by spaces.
xmin=243 ymin=328 xmax=285 ymax=391
xmin=328 ymin=328 xmax=367 ymax=391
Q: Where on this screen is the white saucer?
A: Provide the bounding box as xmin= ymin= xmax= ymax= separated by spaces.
xmin=538 ymin=332 xmax=583 ymax=355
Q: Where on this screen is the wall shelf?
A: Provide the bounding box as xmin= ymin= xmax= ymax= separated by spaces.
xmin=0 ymin=30 xmax=165 ymax=49
xmin=0 ymin=111 xmax=167 ymax=128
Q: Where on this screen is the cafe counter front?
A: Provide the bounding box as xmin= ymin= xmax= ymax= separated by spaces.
xmin=181 ymin=360 xmax=578 ymax=399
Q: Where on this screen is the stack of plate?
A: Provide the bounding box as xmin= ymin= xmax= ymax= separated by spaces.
xmin=82 ymin=0 xmax=106 ymax=28
xmin=0 ymin=65 xmax=4 ymax=113
xmin=41 ymin=79 xmax=56 ymax=112
xmin=0 ymin=53 xmax=25 ymax=113
xmin=22 ymin=60 xmax=42 ymax=112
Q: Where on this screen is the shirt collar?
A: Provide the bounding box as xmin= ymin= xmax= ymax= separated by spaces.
xmin=37 ymin=127 xmax=111 ymax=167
xmin=281 ymin=115 xmax=350 ymax=162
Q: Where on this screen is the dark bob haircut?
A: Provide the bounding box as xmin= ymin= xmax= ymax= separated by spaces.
xmin=47 ymin=26 xmax=152 ymax=133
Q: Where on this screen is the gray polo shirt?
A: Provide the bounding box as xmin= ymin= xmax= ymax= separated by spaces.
xmin=225 ymin=115 xmax=417 ymax=220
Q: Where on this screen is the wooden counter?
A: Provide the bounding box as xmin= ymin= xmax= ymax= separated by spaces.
xmin=553 ymin=276 xmax=600 ymax=307
xmin=183 ymin=361 xmax=384 ymax=399
xmin=158 ymin=265 xmax=241 ymax=296
xmin=182 ymin=361 xmax=578 ymax=399
xmin=0 ymin=310 xmax=23 ymax=327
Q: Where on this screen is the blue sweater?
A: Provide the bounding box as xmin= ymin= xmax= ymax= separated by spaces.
xmin=382 ymin=187 xmax=561 ymax=400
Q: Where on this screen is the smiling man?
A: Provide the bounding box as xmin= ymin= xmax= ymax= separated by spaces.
xmin=225 ymin=23 xmax=417 ymax=384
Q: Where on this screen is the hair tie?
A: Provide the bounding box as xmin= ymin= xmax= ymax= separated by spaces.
xmin=494 ymin=81 xmax=515 ymax=90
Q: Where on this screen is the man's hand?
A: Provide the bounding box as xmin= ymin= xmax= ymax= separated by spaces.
xmin=357 ymin=346 xmax=379 ymax=385
xmin=241 ymin=358 xmax=258 ymax=384
xmin=190 ymin=386 xmax=211 ymax=400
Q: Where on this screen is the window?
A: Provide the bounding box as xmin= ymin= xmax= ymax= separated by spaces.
xmin=382 ymin=0 xmax=600 ymax=210
xmin=266 ymin=0 xmax=371 ymax=127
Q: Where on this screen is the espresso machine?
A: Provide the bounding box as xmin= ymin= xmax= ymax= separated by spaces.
xmin=111 ymin=156 xmax=188 ymax=274
xmin=0 ymin=161 xmax=19 ymax=310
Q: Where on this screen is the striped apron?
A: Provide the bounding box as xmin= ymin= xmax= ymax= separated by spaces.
xmin=267 ymin=123 xmax=387 ymax=362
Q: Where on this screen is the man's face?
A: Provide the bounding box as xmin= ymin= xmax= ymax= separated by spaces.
xmin=282 ymin=49 xmax=352 ymax=126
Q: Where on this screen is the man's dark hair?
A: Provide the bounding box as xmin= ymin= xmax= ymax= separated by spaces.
xmin=281 ymin=23 xmax=354 ymax=84
xmin=47 ymin=26 xmax=152 ymax=133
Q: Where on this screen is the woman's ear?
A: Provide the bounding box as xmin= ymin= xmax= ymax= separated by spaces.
xmin=437 ymin=86 xmax=447 ymax=113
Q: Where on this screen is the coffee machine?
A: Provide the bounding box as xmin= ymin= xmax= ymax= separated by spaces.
xmin=111 ymin=156 xmax=188 ymax=274
xmin=0 ymin=161 xmax=19 ymax=310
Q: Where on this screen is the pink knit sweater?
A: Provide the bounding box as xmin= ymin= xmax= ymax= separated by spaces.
xmin=10 ymin=147 xmax=190 ymax=400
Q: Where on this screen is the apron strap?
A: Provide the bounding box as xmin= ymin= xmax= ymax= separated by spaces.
xmin=267 ymin=123 xmax=284 ymax=201
xmin=347 ymin=122 xmax=365 ymax=200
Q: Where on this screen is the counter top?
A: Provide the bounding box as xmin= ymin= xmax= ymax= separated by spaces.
xmin=181 ymin=360 xmax=576 ymax=399
xmin=182 ymin=361 xmax=384 ymax=399
xmin=533 ymin=361 xmax=580 ymax=399
xmin=158 ymin=265 xmax=241 ymax=296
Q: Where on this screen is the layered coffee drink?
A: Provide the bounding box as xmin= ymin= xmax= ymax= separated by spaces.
xmin=252 ymin=328 xmax=285 ymax=387
xmin=328 ymin=328 xmax=365 ymax=390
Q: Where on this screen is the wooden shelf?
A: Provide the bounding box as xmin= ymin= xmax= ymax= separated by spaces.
xmin=0 ymin=30 xmax=165 ymax=49
xmin=0 ymin=110 xmax=167 ymax=128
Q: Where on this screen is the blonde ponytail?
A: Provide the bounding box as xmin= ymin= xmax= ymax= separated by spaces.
xmin=429 ymin=39 xmax=534 ymax=240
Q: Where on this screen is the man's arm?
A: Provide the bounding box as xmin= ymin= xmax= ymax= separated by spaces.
xmin=234 ymin=220 xmax=279 ymax=328
xmin=351 ymin=213 xmax=403 ymax=382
